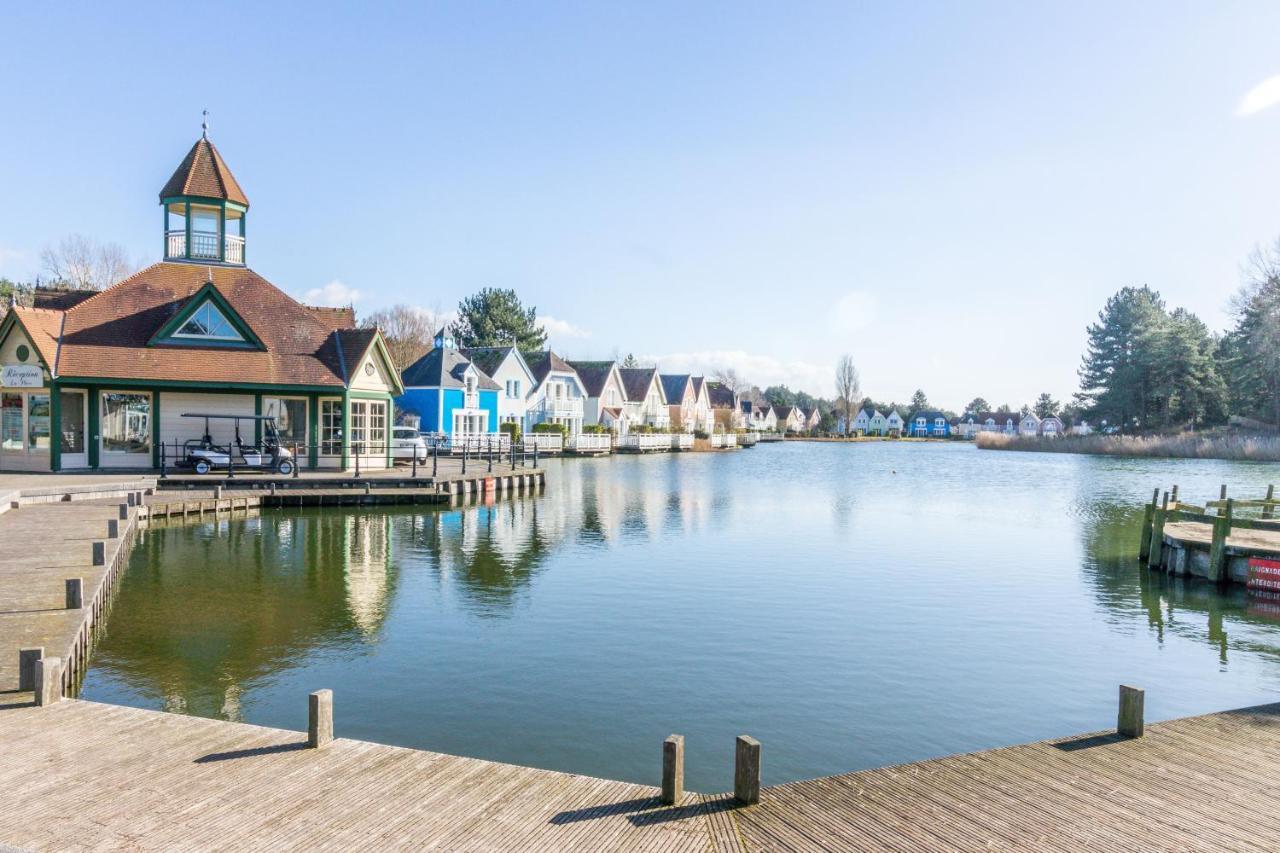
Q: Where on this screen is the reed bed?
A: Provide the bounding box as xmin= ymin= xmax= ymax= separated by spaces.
xmin=974 ymin=430 xmax=1280 ymax=462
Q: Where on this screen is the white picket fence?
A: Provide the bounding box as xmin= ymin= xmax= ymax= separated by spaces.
xmin=568 ymin=433 xmax=612 ymax=453
xmin=621 ymin=433 xmax=672 ymax=451
xmin=710 ymin=433 xmax=737 ymax=448
xmin=670 ymin=433 xmax=694 ymax=450
xmin=524 ymin=433 xmax=565 ymax=453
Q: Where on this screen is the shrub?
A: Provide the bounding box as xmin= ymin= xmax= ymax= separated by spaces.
xmin=532 ymin=421 xmax=568 ymax=440
xmin=582 ymin=424 xmax=608 ymax=434
xmin=694 ymin=429 xmax=710 ymax=440
xmin=499 ymin=421 xmax=522 ymax=443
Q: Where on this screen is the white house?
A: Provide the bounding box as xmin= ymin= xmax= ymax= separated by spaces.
xmin=522 ymin=350 xmax=586 ymax=435
xmin=690 ymin=377 xmax=714 ymax=433
xmin=1039 ymin=415 xmax=1064 ymax=436
xmin=461 ymin=346 xmax=535 ymax=431
xmin=1072 ymin=420 xmax=1093 ymax=436
xmin=850 ymin=408 xmax=871 ymax=435
xmin=660 ymin=374 xmax=696 ymax=433
xmin=1019 ymin=412 xmax=1041 ymax=436
xmin=620 ymin=367 xmax=670 ymax=429
xmin=775 ymin=406 xmax=805 ymax=433
xmin=868 ymin=411 xmax=889 ymax=435
xmin=885 ymin=410 xmax=904 ymax=436
xmin=566 ymin=360 xmax=628 ymax=431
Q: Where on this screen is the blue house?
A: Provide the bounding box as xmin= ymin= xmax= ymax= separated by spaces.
xmin=906 ymin=410 xmax=951 ymax=437
xmin=396 ymin=331 xmax=500 ymax=436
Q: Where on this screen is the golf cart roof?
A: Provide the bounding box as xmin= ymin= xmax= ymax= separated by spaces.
xmin=181 ymin=413 xmax=279 ymax=421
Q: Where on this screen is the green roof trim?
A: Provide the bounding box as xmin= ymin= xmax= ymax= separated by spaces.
xmin=147 ymin=281 xmax=266 ymax=350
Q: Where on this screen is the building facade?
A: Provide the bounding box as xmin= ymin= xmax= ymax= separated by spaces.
xmin=398 ymin=331 xmax=500 ymax=437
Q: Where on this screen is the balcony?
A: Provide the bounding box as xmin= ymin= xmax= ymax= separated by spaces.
xmin=166 ymin=231 xmax=245 ymax=264
xmin=541 ymin=398 xmax=581 ymax=415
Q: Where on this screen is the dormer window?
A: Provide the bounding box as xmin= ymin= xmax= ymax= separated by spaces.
xmin=174 ymin=302 xmax=242 ymax=341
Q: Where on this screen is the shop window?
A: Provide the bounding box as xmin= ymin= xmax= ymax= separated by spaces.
xmin=1 ymin=393 xmax=22 ymax=451
xmin=27 ymin=394 xmax=49 ymax=451
xmin=101 ymin=393 xmax=151 ymax=454
xmin=264 ymin=397 xmax=308 ymax=447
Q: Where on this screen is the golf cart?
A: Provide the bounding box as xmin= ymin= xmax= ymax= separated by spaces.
xmin=178 ymin=413 xmax=296 ymax=475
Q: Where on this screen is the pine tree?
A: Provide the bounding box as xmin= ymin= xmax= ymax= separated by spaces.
xmin=909 ymin=389 xmax=929 ymax=411
xmin=450 ymin=288 xmax=548 ymax=350
xmin=1076 ymin=285 xmax=1166 ymax=430
xmin=1033 ymin=393 xmax=1059 ymax=419
xmin=964 ymin=397 xmax=990 ymax=416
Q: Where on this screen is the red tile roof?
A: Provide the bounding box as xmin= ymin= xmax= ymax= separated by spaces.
xmin=9 ymin=307 xmax=63 ymax=369
xmin=159 ymin=138 xmax=249 ymax=206
xmin=50 ymin=262 xmax=357 ymax=387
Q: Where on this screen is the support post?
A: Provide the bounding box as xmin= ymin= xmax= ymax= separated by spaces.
xmin=661 ymin=734 xmax=685 ymax=805
xmin=65 ymin=578 xmax=83 ymax=609
xmin=1146 ymin=491 xmax=1169 ymax=570
xmin=734 ymin=735 xmax=761 ymax=805
xmin=1208 ymin=511 xmax=1230 ymax=583
xmin=1220 ymin=484 xmax=1228 ymax=503
xmin=1118 ymin=684 xmax=1144 ymax=737
xmin=127 ymin=492 xmax=137 ymax=507
xmin=34 ymin=656 xmax=62 ymax=706
xmin=1138 ymin=487 xmax=1158 ymax=562
xmin=1170 ymin=484 xmax=1178 ymax=505
xmin=107 ymin=519 xmax=119 ymax=539
xmin=92 ymin=541 xmax=105 ymax=567
xmin=18 ymin=647 xmax=43 ymax=691
xmin=1265 ymin=485 xmax=1276 ymax=520
xmin=214 ymin=485 xmax=223 ymax=500
xmin=118 ymin=503 xmax=128 ymax=520
xmin=309 ymin=689 xmax=333 ymax=748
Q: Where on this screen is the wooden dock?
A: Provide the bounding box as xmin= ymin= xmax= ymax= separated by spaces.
xmin=1140 ymin=484 xmax=1280 ymax=584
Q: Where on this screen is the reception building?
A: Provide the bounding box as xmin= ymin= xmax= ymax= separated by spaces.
xmin=0 ymin=128 xmax=401 ymax=472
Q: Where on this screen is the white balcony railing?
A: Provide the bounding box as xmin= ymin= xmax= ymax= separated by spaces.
xmin=670 ymin=433 xmax=693 ymax=450
xmin=710 ymin=433 xmax=737 ymax=448
xmin=738 ymin=432 xmax=759 ymax=446
xmin=621 ymin=433 xmax=672 ymax=451
xmin=541 ymin=398 xmax=581 ymax=415
xmin=568 ymin=433 xmax=612 ymax=452
xmin=524 ymin=433 xmax=564 ymax=452
xmin=165 ymin=231 xmax=245 ymax=263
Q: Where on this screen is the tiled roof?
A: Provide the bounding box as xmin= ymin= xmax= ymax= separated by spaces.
xmin=8 ymin=307 xmax=63 ymax=369
xmin=307 ymin=306 xmax=356 ymax=331
xmin=691 ymin=376 xmax=706 ymax=397
xmin=51 ymin=261 xmax=357 ymax=387
xmin=775 ymin=406 xmax=796 ymax=419
xmin=565 ymin=360 xmax=617 ymax=397
xmin=461 ymin=346 xmax=517 ymax=379
xmin=159 ymin=138 xmax=249 ymax=206
xmin=619 ymin=367 xmax=660 ymax=403
xmin=705 ymin=381 xmax=736 ymax=408
xmin=659 ymin=374 xmax=691 ymax=404
xmin=521 ymin=350 xmax=578 ymax=386
xmin=402 ymin=347 xmax=500 ymax=391
xmin=31 ymin=289 xmax=95 ymax=311
xmin=333 ymin=328 xmax=380 ymax=383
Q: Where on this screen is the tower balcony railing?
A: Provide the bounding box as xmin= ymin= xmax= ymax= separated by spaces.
xmin=165 ymin=231 xmax=245 ymax=263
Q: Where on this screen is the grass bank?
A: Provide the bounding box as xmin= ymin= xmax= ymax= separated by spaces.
xmin=974 ymin=430 xmax=1280 ymax=462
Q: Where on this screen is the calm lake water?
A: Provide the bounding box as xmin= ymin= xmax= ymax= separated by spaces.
xmin=81 ymin=442 xmax=1280 ymax=791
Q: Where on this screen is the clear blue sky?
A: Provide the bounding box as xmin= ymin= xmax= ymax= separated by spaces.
xmin=3 ymin=2 xmax=1280 ymax=410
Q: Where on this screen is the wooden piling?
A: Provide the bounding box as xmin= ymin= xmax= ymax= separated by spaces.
xmin=107 ymin=519 xmax=119 ymax=539
xmin=1265 ymin=485 xmax=1275 ymax=520
xmin=309 ymin=689 xmax=333 ymax=748
xmin=92 ymin=541 xmax=105 ymax=566
xmin=118 ymin=503 xmax=128 ymax=520
xmin=1139 ymin=488 xmax=1158 ymax=561
xmin=18 ymin=647 xmax=43 ymax=691
xmin=1208 ymin=508 xmax=1230 ymax=584
xmin=1170 ymin=484 xmax=1178 ymax=505
xmin=1220 ymin=484 xmax=1228 ymax=503
xmin=1118 ymin=685 xmax=1145 ymax=738
xmin=661 ymin=734 xmax=684 ymax=805
xmin=735 ymin=735 xmax=761 ymax=805
xmin=34 ymin=656 xmax=62 ymax=706
xmin=1147 ymin=492 xmax=1169 ymax=570
xmin=65 ymin=578 xmax=83 ymax=610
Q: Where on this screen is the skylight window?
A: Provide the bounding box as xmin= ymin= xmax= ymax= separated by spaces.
xmin=174 ymin=302 xmax=242 ymax=341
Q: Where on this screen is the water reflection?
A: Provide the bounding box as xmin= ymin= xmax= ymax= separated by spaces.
xmin=81 ymin=445 xmax=1280 ymax=787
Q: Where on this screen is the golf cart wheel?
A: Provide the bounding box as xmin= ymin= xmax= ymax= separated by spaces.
xmin=277 ymin=460 xmax=295 ymax=475
xmin=194 ymin=460 xmax=211 ymax=475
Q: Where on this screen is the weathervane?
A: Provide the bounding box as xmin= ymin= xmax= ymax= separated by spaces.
xmin=201 ymin=109 xmax=209 ymax=140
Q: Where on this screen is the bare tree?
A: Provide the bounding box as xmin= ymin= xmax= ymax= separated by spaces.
xmin=712 ymin=367 xmax=750 ymax=396
xmin=360 ymin=304 xmax=440 ymax=371
xmin=834 ymin=354 xmax=861 ymax=434
xmin=40 ymin=234 xmax=134 ymax=291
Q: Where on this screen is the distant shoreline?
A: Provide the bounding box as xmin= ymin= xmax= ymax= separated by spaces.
xmin=974 ymin=430 xmax=1280 ymax=462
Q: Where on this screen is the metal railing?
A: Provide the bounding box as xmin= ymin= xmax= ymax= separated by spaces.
xmin=621 ymin=433 xmax=672 ymax=451
xmin=524 ymin=433 xmax=564 ymax=452
xmin=568 ymin=433 xmax=612 ymax=452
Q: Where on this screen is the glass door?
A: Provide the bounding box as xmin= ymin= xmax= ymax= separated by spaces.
xmin=60 ymin=390 xmax=87 ymax=468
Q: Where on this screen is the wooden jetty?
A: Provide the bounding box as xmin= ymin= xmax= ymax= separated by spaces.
xmin=1140 ymin=484 xmax=1280 ymax=584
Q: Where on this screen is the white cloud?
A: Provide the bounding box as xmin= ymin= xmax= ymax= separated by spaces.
xmin=539 ymin=314 xmax=591 ymax=339
xmin=1237 ymin=74 xmax=1280 ymax=117
xmin=828 ymin=290 xmax=877 ymax=334
xmin=640 ymin=349 xmax=832 ymax=396
xmin=302 ymin=279 xmax=362 ymax=305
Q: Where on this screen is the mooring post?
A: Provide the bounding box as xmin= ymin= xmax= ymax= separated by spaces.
xmin=734 ymin=735 xmax=761 ymax=804
xmin=1265 ymin=485 xmax=1276 ymax=520
xmin=1118 ymin=685 xmax=1145 ymax=738
xmin=18 ymin=647 xmax=43 ymax=691
xmin=411 ymin=451 xmax=418 ymax=478
xmin=432 ymin=440 xmax=439 ymax=479
xmin=309 ymin=689 xmax=333 ymax=748
xmin=127 ymin=492 xmax=137 ymax=507
xmin=661 ymin=734 xmax=685 ymax=805
xmin=92 ymin=541 xmax=105 ymax=567
xmin=107 ymin=519 xmax=119 ymax=539
xmin=118 ymin=502 xmax=128 ymax=520
xmin=65 ymin=578 xmax=83 ymax=609
xmin=1208 ymin=509 xmax=1230 ymax=583
xmin=1139 ymin=487 xmax=1158 ymax=561
xmin=1170 ymin=484 xmax=1178 ymax=505
xmin=214 ymin=485 xmax=223 ymax=500
xmin=462 ymin=444 xmax=468 ymax=475
xmin=1220 ymin=484 xmax=1228 ymax=503
xmin=34 ymin=656 xmax=62 ymax=706
xmin=1146 ymin=492 xmax=1169 ymax=570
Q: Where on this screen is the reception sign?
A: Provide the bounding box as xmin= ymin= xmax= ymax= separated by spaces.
xmin=0 ymin=364 xmax=42 ymax=388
